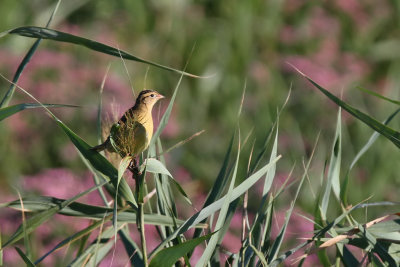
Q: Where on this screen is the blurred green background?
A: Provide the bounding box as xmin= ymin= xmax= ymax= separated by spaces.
xmin=1 ymin=0 xmax=399 ymax=219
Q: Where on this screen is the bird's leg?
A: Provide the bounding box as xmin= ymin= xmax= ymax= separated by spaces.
xmin=128 ymin=157 xmax=142 ymax=175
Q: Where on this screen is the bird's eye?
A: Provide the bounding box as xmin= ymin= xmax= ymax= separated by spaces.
xmin=150 ymin=94 xmax=155 ymax=98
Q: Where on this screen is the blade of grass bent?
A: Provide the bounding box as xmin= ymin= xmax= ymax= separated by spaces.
xmin=342 ymin=107 xmax=400 ymax=205
xmin=145 ymin=158 xmax=191 ymax=205
xmin=2 ymin=26 xmax=201 ymax=78
xmin=0 ymin=103 xmax=78 ymax=121
xmin=356 ymin=86 xmax=400 ymax=106
xmin=2 ymin=181 xmax=108 ymax=248
xmin=0 ymin=0 xmax=61 ymax=108
xmin=349 ymin=107 xmax=400 ymax=170
xmin=292 ymin=67 xmax=400 ymax=148
xmin=149 ymin=155 xmax=281 ymax=258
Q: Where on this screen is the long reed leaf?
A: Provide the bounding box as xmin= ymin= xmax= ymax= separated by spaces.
xmin=1 ymin=26 xmax=201 ymax=78
xmin=0 ymin=0 xmax=61 ymax=107
xmin=0 ymin=103 xmax=78 ymax=121
xmin=292 ymin=66 xmax=400 ymax=148
xmin=150 ymin=233 xmax=214 ymax=267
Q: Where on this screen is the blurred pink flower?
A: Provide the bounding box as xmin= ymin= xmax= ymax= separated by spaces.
xmin=22 ymin=168 xmax=104 ymax=205
xmin=336 ymin=0 xmax=368 ymax=27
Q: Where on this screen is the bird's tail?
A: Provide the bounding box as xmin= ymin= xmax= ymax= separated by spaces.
xmin=91 ymin=138 xmax=109 ymax=152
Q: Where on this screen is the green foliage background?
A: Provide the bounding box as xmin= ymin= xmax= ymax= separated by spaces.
xmin=0 ymin=0 xmax=400 ymax=265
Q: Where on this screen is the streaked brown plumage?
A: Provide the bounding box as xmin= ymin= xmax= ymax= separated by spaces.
xmin=92 ymin=89 xmax=164 ymax=157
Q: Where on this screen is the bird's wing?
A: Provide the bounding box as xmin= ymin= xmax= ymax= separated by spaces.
xmin=118 ymin=108 xmax=136 ymax=124
xmin=109 ymin=120 xmax=148 ymax=156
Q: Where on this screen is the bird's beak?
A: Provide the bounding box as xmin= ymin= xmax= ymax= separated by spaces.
xmin=157 ymin=94 xmax=165 ymax=99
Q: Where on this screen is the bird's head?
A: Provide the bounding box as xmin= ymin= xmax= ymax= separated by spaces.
xmin=136 ymin=89 xmax=165 ymax=109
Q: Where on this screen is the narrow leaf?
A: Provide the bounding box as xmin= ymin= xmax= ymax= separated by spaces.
xmin=144 ymin=158 xmax=191 ymax=205
xmin=149 ymin=233 xmax=214 ymax=267
xmin=357 ymin=86 xmax=400 ymax=106
xmin=4 ymin=26 xmax=201 ymax=78
xmin=2 ymin=181 xmax=108 ymax=248
xmin=293 ymin=68 xmax=400 ymax=148
xmin=321 ymin=109 xmax=342 ymax=218
xmin=114 ymin=156 xmax=132 ymax=243
xmin=0 ymin=0 xmax=61 ymax=107
xmin=15 ymin=247 xmax=36 ymax=267
xmin=0 ymin=103 xmax=78 ymax=121
xmin=3 ymin=196 xmax=204 ymax=227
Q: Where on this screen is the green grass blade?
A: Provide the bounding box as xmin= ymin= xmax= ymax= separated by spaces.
xmin=368 ymin=219 xmax=400 ymax=234
xmin=263 ymin=125 xmax=278 ymax=195
xmin=321 ymin=108 xmax=342 ymax=218
xmin=149 ymin=155 xmax=281 ymax=258
xmin=119 ymin=227 xmax=144 ymax=267
xmin=3 ymin=196 xmax=203 ymax=227
xmin=15 ymin=247 xmax=36 ymax=267
xmin=69 ymin=225 xmax=116 ymax=267
xmin=35 ymin=219 xmax=107 ymax=264
xmin=341 ymin=245 xmax=360 ymax=267
xmin=267 ymin=140 xmax=313 ymax=264
xmin=357 ymin=224 xmax=398 ymax=266
xmin=248 ymin=243 xmax=268 ymax=266
xmin=86 ymin=242 xmax=114 ymax=266
xmin=349 ymin=107 xmax=400 ymax=170
xmin=356 ymin=86 xmax=400 ymax=106
xmin=149 ymin=233 xmax=214 ymax=267
xmin=342 ymin=107 xmax=400 ymax=205
xmin=144 ymin=158 xmax=172 ymax=177
xmin=5 ymin=26 xmax=201 ymax=78
xmin=0 ymin=103 xmax=78 ymax=121
xmin=0 ymin=40 xmax=41 ymax=107
xmin=0 ymin=0 xmax=61 ymax=108
xmin=78 ymin=151 xmax=110 ymax=207
xmin=116 ymin=156 xmax=132 ymax=202
xmin=197 ymin=129 xmax=241 ymax=266
xmin=1 ymin=181 xmax=108 ymax=249
xmin=114 ymin=156 xmax=132 ymax=244
xmin=155 ymin=139 xmax=178 ymax=218
xmin=294 ymin=68 xmax=400 ymax=148
xmin=145 ymin=158 xmax=191 ymax=205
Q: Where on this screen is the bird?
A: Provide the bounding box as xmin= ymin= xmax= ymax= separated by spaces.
xmin=92 ymin=89 xmax=164 ymax=158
